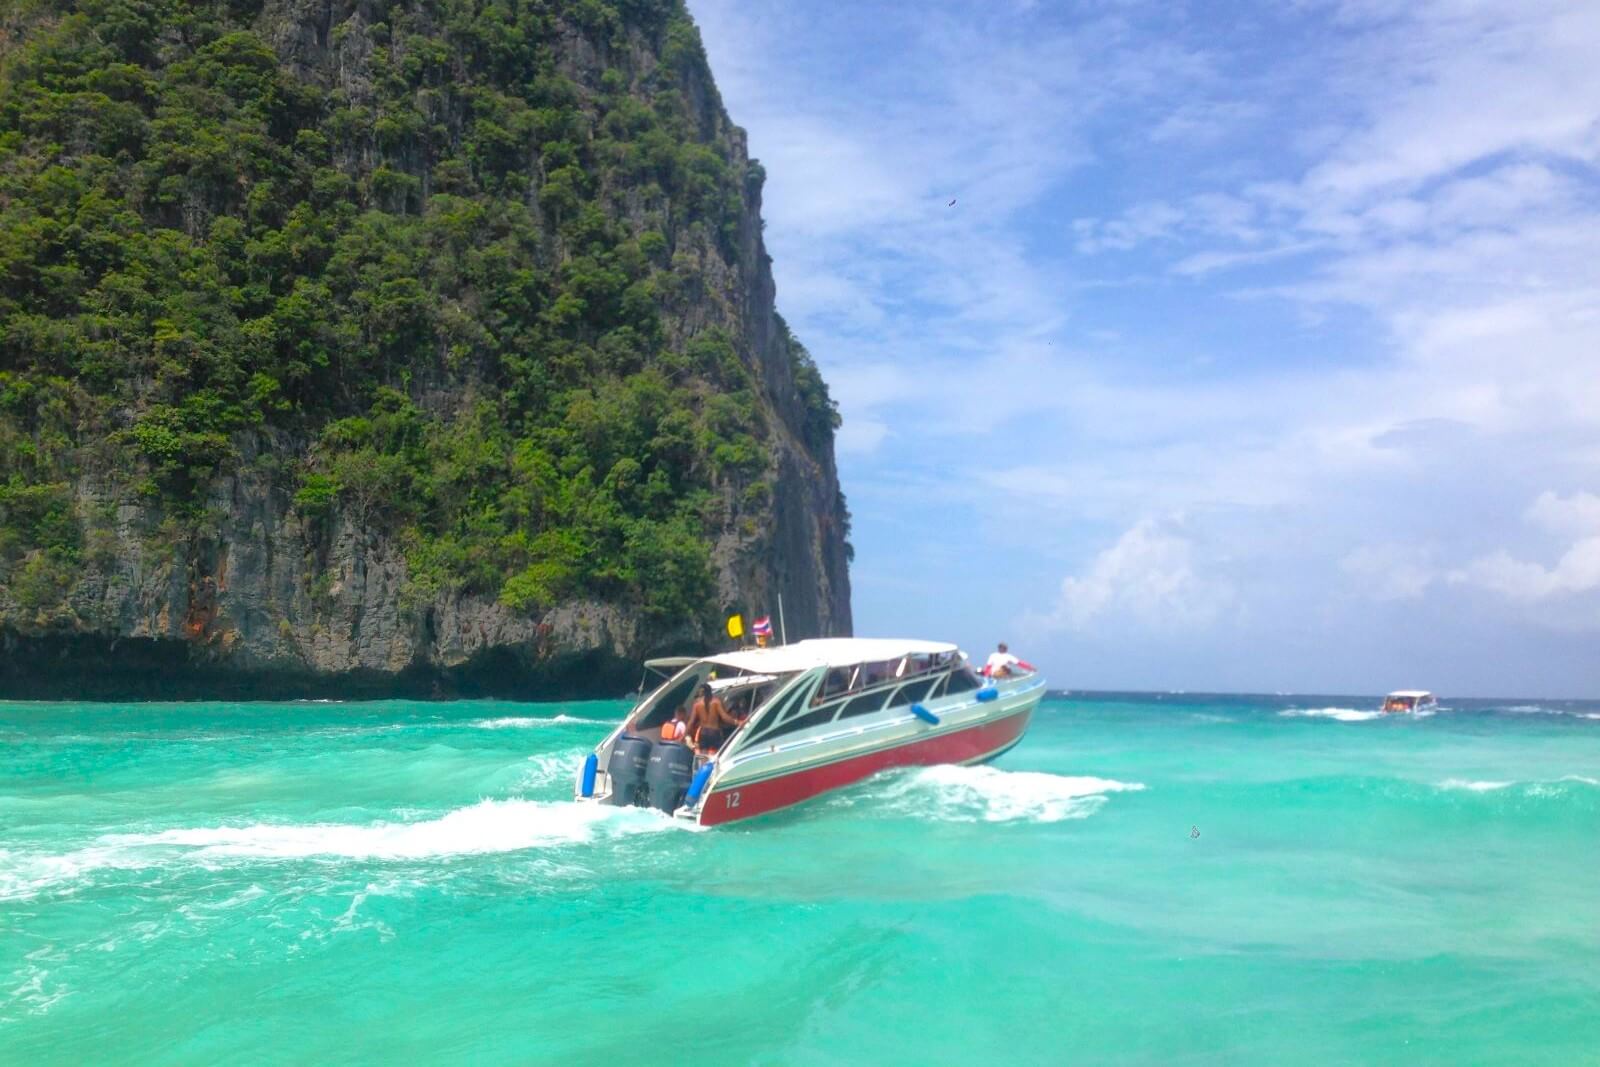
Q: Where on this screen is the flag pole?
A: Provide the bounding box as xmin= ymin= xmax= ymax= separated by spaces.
xmin=777 ymin=592 xmax=787 ymax=646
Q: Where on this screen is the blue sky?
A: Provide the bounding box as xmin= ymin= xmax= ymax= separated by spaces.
xmin=688 ymin=0 xmax=1600 ymax=697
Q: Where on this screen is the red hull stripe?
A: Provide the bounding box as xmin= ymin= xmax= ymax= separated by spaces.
xmin=699 ymin=707 xmax=1034 ymax=826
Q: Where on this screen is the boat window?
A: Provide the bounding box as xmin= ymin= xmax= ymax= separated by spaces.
xmin=891 ymin=675 xmax=939 ymax=707
xmin=836 ymin=689 xmax=892 ymax=720
xmin=633 ymin=672 xmax=703 ymax=733
xmin=945 ymin=669 xmax=981 ymax=695
xmin=762 ymin=704 xmax=840 ymax=741
xmin=744 ymin=686 xmax=806 ymax=744
xmin=816 ymin=668 xmax=850 ymax=702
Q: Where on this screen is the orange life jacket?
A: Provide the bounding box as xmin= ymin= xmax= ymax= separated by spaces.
xmin=661 ymin=719 xmax=686 ymax=741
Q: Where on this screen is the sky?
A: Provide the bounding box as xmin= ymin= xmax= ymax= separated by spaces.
xmin=687 ymin=0 xmax=1600 ymax=698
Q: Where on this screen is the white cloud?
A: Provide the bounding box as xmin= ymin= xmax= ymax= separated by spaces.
xmin=1528 ymin=490 xmax=1600 ymax=537
xmin=1453 ymin=542 xmax=1600 ymax=602
xmin=1452 ymin=491 xmax=1600 ymax=604
xmin=1341 ymin=544 xmax=1436 ymax=602
xmin=1299 ymin=2 xmax=1600 ymax=203
xmin=1034 ymin=519 xmax=1231 ymax=631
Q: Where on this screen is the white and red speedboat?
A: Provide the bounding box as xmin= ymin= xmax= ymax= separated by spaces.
xmin=573 ymin=638 xmax=1045 ymax=826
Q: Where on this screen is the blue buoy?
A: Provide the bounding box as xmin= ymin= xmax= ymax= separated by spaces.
xmin=976 ymin=686 xmax=999 ymax=703
xmin=686 ymin=763 xmax=715 ymax=804
xmin=580 ymin=753 xmax=598 ymax=797
xmin=911 ymin=702 xmax=940 ymax=724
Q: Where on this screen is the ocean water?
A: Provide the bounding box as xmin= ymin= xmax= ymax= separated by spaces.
xmin=2 ymin=693 xmax=1597 ymax=1065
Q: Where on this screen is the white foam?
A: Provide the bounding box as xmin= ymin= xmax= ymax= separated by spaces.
xmin=5 ymin=962 xmax=70 ymax=1018
xmin=0 ymin=801 xmax=683 ymax=900
xmin=106 ymin=799 xmax=674 ymax=859
xmin=510 ymin=749 xmax=589 ymax=792
xmin=468 ymin=714 xmax=610 ymax=730
xmin=1439 ymin=776 xmax=1599 ymax=796
xmin=1278 ymin=707 xmax=1383 ymax=722
xmin=880 ymin=764 xmax=1144 ymax=823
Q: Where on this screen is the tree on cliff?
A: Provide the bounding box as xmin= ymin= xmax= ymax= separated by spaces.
xmin=0 ymin=0 xmax=848 ymax=683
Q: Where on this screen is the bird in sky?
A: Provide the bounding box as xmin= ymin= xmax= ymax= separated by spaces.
xmin=947 ymin=198 xmax=956 ymax=207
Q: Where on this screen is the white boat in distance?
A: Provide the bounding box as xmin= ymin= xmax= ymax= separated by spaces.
xmin=574 ymin=638 xmax=1045 ymax=826
xmin=1382 ymin=690 xmax=1438 ymax=714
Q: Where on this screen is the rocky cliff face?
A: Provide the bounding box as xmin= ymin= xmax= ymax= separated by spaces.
xmin=0 ymin=0 xmax=850 ymax=698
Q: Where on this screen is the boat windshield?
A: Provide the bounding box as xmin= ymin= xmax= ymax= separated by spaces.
xmin=623 ymin=666 xmax=789 ymax=740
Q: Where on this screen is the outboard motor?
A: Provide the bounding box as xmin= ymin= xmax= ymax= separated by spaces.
xmin=645 ymin=741 xmax=696 ymax=813
xmin=604 ymin=735 xmax=653 ymax=806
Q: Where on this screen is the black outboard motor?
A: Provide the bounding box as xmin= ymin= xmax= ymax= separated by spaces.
xmin=604 ymin=735 xmax=653 ymax=806
xmin=645 ymin=741 xmax=696 ymax=813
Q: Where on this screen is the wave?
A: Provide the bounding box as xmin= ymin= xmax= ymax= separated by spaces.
xmin=1278 ymin=707 xmax=1382 ymax=722
xmin=874 ymin=765 xmax=1145 ymax=824
xmin=467 ymin=714 xmax=611 ymax=730
xmin=1438 ymin=778 xmax=1513 ymax=792
xmin=509 ymin=749 xmax=588 ymax=792
xmin=1437 ymin=775 xmax=1599 ymax=796
xmin=1499 ymin=705 xmax=1600 ymax=720
xmin=0 ymin=800 xmax=682 ymax=901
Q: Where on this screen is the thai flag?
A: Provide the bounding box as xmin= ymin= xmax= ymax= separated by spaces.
xmin=752 ymin=615 xmax=773 ymax=639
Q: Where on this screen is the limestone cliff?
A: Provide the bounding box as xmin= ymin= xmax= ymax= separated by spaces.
xmin=0 ymin=0 xmax=850 ymax=698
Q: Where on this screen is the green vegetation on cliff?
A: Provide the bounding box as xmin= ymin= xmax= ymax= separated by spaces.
xmin=0 ymin=0 xmax=841 ymax=633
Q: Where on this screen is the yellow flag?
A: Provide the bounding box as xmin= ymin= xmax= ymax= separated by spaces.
xmin=726 ymin=614 xmax=744 ymax=639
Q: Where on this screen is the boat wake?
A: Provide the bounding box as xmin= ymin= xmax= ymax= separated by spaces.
xmin=874 ymin=765 xmax=1145 ymax=824
xmin=510 ymin=748 xmax=590 ymax=792
xmin=468 ymin=714 xmax=612 ymax=730
xmin=0 ymin=800 xmax=685 ymax=902
xmin=1278 ymin=707 xmax=1383 ymax=722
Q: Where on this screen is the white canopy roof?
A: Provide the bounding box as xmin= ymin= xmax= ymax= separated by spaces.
xmin=1387 ymin=690 xmax=1434 ymax=698
xmin=703 ymin=638 xmax=958 ymax=675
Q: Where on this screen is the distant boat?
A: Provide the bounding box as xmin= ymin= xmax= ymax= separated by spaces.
xmin=1382 ymin=690 xmax=1438 ymax=714
xmin=574 ymin=638 xmax=1045 ymax=826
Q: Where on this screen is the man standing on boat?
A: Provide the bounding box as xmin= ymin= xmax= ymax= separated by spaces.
xmin=689 ymin=684 xmax=738 ymax=754
xmin=984 ymin=642 xmax=1034 ymax=679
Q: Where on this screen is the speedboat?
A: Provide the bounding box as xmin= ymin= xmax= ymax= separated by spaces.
xmin=573 ymin=638 xmax=1045 ymax=826
xmin=1382 ymin=690 xmax=1438 ymax=714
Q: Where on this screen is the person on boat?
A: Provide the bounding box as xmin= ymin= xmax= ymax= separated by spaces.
xmin=983 ymin=642 xmax=1035 ymax=679
xmin=659 ymin=705 xmax=689 ymax=743
xmin=690 ymin=684 xmax=737 ymax=754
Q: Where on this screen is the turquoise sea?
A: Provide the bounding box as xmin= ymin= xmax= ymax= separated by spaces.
xmin=2 ymin=693 xmax=1598 ymax=1064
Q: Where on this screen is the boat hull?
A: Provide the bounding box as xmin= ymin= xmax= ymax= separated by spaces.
xmin=697 ymin=702 xmax=1035 ymax=826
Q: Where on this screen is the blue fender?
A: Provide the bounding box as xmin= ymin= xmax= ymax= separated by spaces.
xmin=911 ymin=702 xmax=940 ymax=724
xmin=579 ymin=753 xmax=598 ymax=797
xmin=686 ymin=763 xmax=715 ymax=804
xmin=976 ymin=686 xmax=999 ymax=703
